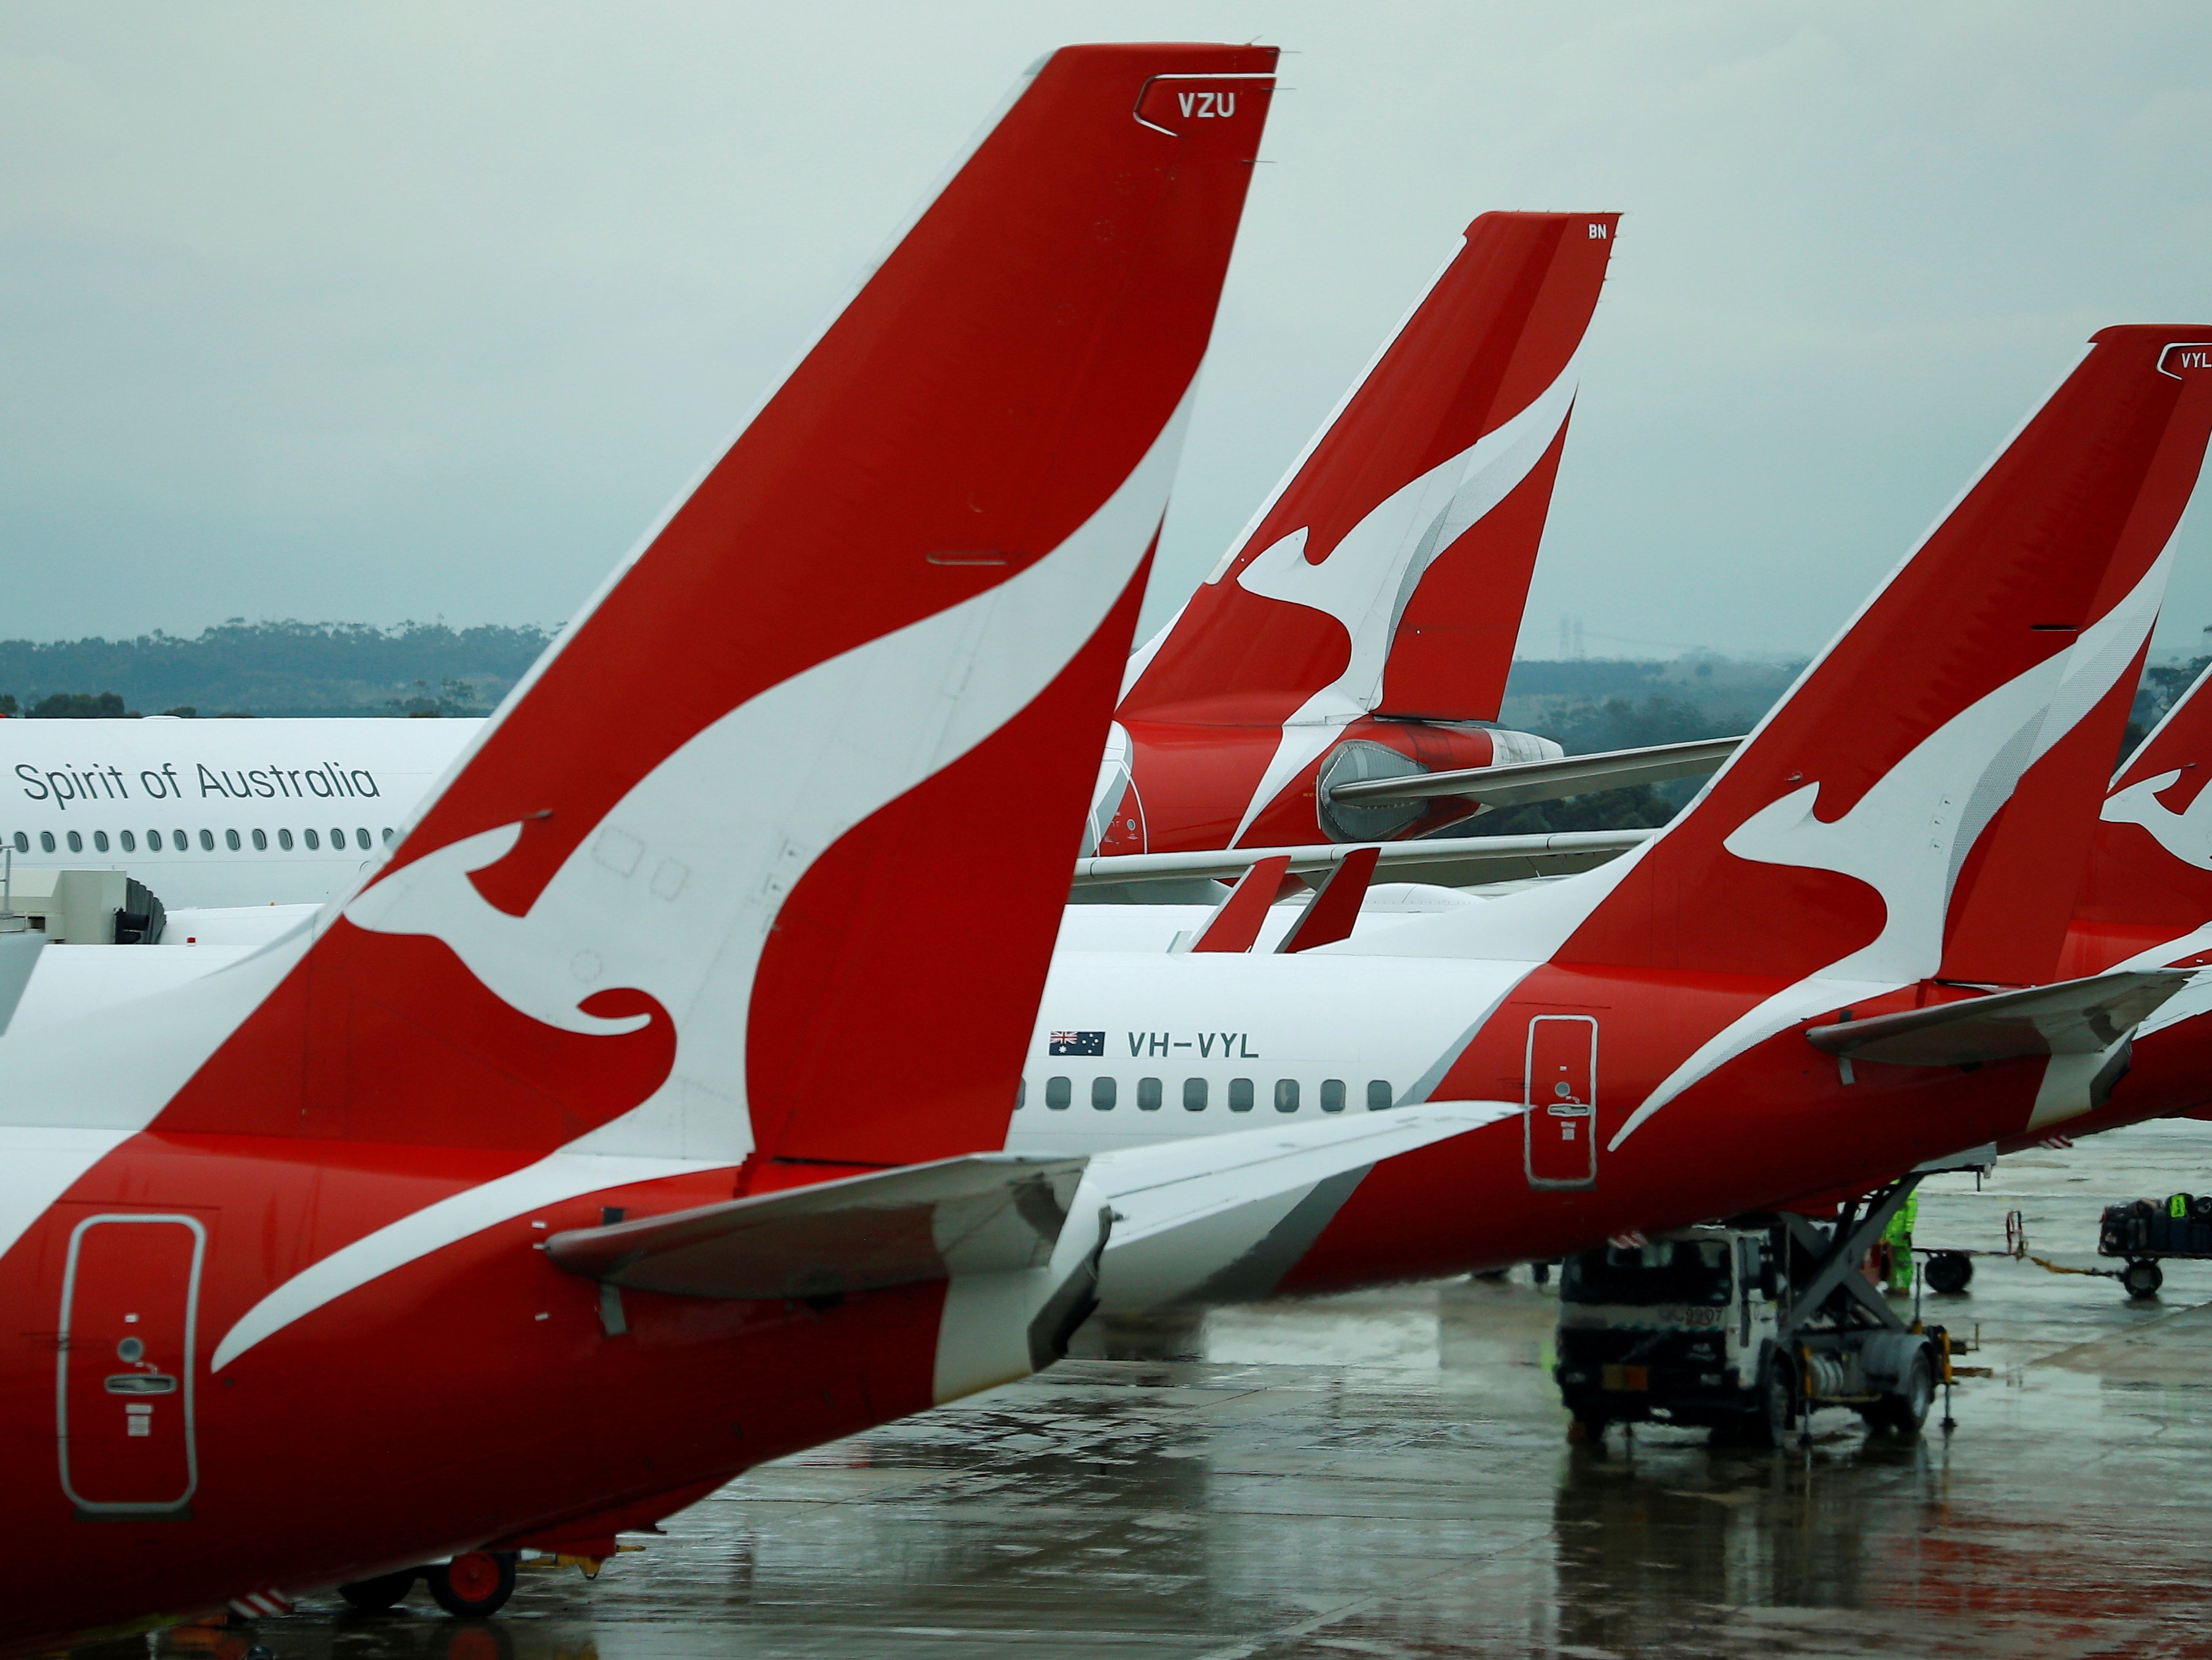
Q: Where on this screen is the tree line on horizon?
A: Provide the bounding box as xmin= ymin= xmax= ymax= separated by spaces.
xmin=0 ymin=619 xmax=553 ymax=719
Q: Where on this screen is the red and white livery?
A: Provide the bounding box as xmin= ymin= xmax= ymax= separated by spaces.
xmin=1099 ymin=210 xmax=1620 ymax=854
xmin=1013 ymin=327 xmax=2212 ymax=1312
xmin=0 ymin=44 xmax=1281 ymax=1645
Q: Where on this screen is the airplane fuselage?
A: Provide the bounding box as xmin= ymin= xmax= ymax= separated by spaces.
xmin=2 ymin=707 xmax=1556 ymax=912
xmin=1012 ymin=925 xmax=2070 ymax=1308
xmin=0 ymin=718 xmax=477 ymax=907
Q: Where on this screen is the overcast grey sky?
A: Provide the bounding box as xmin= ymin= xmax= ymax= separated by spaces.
xmin=4 ymin=4 xmax=2208 ymax=658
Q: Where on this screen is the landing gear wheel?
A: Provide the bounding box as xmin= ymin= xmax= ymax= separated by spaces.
xmin=1873 ymin=1351 xmax=1934 ymax=1435
xmin=428 ymin=1552 xmax=517 ymax=1617
xmin=1924 ymin=1251 xmax=1973 ymax=1294
xmin=2123 ymin=1258 xmax=2164 ymax=1299
xmin=339 ymin=1569 xmax=416 ymax=1612
xmin=1761 ymin=1352 xmax=1797 ymax=1448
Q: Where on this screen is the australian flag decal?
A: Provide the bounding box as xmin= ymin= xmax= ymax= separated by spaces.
xmin=1049 ymin=1031 xmax=1106 ymax=1057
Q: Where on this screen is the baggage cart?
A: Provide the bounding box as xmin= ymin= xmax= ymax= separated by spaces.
xmin=2097 ymin=1193 xmax=2212 ymax=1298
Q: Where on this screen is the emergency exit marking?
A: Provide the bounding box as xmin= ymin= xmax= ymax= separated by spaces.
xmin=1524 ymin=1015 xmax=1599 ymax=1189
xmin=59 ymin=1212 xmax=207 ymax=1516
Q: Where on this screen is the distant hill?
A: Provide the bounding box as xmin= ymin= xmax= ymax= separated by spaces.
xmin=0 ymin=620 xmax=553 ymax=718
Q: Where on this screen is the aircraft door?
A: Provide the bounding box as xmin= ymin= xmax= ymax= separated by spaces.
xmin=1524 ymin=1015 xmax=1597 ymax=1188
xmin=58 ymin=1213 xmax=205 ymax=1519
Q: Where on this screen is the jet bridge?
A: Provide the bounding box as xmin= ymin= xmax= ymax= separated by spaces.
xmin=0 ymin=866 xmax=165 ymax=945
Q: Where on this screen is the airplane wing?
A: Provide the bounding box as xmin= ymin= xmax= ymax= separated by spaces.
xmin=1803 ymin=970 xmax=2196 ymax=1067
xmin=1085 ymin=1101 xmax=1517 ymax=1314
xmin=1323 ymin=734 xmax=1742 ymax=813
xmin=1072 ymin=829 xmax=1649 ymax=894
xmin=545 ymin=1153 xmax=1088 ymax=1299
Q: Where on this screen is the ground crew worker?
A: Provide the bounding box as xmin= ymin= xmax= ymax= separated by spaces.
xmin=1881 ymin=1191 xmax=1919 ymax=1294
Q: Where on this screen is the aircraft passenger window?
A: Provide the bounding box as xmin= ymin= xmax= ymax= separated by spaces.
xmin=1015 ymin=1079 xmax=1026 ymax=1109
xmin=1321 ymin=1078 xmax=1346 ymax=1113
xmin=145 ymin=830 xmax=161 ymax=851
xmin=355 ymin=827 xmax=371 ymax=850
xmin=278 ymin=828 xmax=293 ymax=850
xmin=10 ymin=832 xmax=24 ymax=852
xmin=119 ymin=831 xmax=135 ymax=853
xmin=93 ymin=831 xmax=110 ymax=853
xmin=1367 ymin=1080 xmax=1393 ymax=1110
xmin=1183 ymin=1078 xmax=1207 ymax=1112
xmin=225 ymin=829 xmax=242 ymax=851
xmin=382 ymin=828 xmax=394 ymax=843
xmin=198 ymin=829 xmax=214 ymax=851
xmin=39 ymin=832 xmax=55 ymax=852
xmin=329 ymin=826 xmax=344 ymax=848
xmin=174 ymin=829 xmax=188 ymax=850
xmin=1274 ymin=1078 xmax=1299 ymax=1113
xmin=304 ymin=828 xmax=320 ymax=850
xmin=1045 ymin=1075 xmax=1071 ymax=1110
xmin=1091 ymin=1077 xmax=1116 ymax=1110
xmin=66 ymin=831 xmax=82 ymax=853
xmin=1229 ymin=1078 xmax=1253 ymax=1113
xmin=252 ymin=829 xmax=268 ymax=851
xmin=1138 ymin=1077 xmax=1162 ymax=1111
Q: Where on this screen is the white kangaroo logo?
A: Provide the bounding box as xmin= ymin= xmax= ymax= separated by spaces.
xmin=2102 ymin=769 xmax=2212 ymax=871
xmin=1608 ymin=538 xmax=2174 ymax=1147
xmin=1221 ymin=352 xmax=1582 ymax=842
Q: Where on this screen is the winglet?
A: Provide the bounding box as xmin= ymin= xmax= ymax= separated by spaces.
xmin=1185 ymin=855 xmax=1292 ymax=953
xmin=1277 ymin=845 xmax=1380 ymax=953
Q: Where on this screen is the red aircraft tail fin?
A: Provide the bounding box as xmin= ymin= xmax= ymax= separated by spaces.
xmin=1556 ymin=328 xmax=2212 ymax=985
xmin=1119 ymin=210 xmax=1618 ymax=728
xmin=152 ymin=44 xmax=1277 ymax=1180
xmin=2079 ymin=658 xmax=2212 ymax=944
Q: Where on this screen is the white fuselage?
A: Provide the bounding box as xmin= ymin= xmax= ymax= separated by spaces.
xmin=1 ymin=718 xmax=479 ymax=907
xmin=1006 ymin=945 xmax=1523 ymax=1153
xmin=17 ymin=882 xmax=1534 ymax=1160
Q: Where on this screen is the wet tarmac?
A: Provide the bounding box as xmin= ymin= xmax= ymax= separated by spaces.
xmin=101 ymin=1120 xmax=2212 ymax=1659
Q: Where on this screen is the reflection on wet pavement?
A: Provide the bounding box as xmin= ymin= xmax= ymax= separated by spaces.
xmin=90 ymin=1121 xmax=2212 ymax=1658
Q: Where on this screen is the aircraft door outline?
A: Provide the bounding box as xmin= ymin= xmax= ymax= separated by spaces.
xmin=1523 ymin=1015 xmax=1597 ymax=1189
xmin=56 ymin=1212 xmax=207 ymax=1520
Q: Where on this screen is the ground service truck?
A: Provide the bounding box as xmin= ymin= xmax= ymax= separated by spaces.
xmin=1552 ymin=1177 xmax=1947 ymax=1445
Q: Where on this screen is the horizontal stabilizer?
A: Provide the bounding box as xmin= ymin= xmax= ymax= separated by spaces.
xmin=1324 ymin=735 xmax=1742 ymax=811
xmin=1072 ymin=829 xmax=1649 ymax=894
xmin=545 ymin=1153 xmax=1088 ymax=1299
xmin=1804 ymin=970 xmax=2195 ymax=1067
xmin=1086 ymin=1101 xmax=1516 ymax=1314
